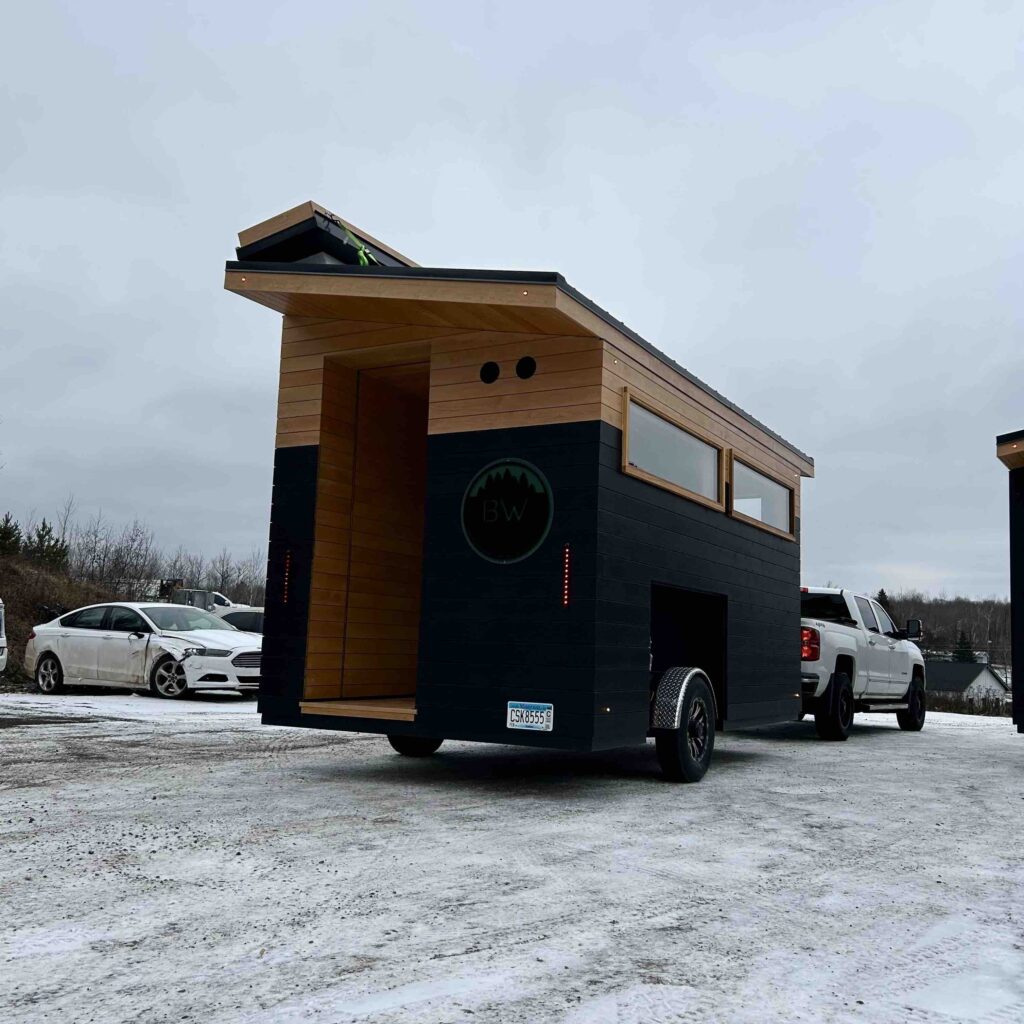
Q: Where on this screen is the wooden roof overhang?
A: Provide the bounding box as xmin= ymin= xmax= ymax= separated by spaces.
xmin=225 ymin=262 xmax=814 ymax=477
xmin=997 ymin=429 xmax=1024 ymax=470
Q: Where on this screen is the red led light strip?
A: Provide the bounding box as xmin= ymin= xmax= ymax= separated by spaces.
xmin=283 ymin=550 xmax=292 ymax=605
xmin=561 ymin=543 xmax=571 ymax=607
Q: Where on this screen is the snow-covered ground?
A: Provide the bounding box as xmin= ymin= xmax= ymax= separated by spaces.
xmin=2 ymin=692 xmax=1023 ymax=1024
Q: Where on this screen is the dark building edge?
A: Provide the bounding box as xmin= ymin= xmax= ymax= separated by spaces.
xmin=258 ymin=445 xmax=317 ymax=723
xmin=1010 ymin=466 xmax=1023 ymax=732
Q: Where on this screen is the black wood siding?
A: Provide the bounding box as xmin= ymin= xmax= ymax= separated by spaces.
xmin=416 ymin=422 xmax=601 ymax=750
xmin=1011 ymin=467 xmax=1023 ymax=732
xmin=259 ymin=444 xmax=317 ymax=721
xmin=595 ymin=420 xmax=801 ymax=739
xmin=261 ymin=423 xmax=804 ymax=748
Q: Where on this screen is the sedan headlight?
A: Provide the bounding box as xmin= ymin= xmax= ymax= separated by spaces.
xmin=182 ymin=647 xmax=231 ymax=659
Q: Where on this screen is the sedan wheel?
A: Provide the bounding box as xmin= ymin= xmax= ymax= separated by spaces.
xmin=36 ymin=655 xmax=64 ymax=694
xmin=151 ymin=657 xmax=188 ymax=699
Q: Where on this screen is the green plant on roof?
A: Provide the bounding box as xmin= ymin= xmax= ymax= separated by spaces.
xmin=342 ymin=226 xmax=378 ymax=267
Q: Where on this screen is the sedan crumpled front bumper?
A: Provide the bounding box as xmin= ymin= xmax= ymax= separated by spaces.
xmin=181 ymin=650 xmax=260 ymax=692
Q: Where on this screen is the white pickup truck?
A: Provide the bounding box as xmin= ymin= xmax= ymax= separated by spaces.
xmin=800 ymin=587 xmax=926 ymax=740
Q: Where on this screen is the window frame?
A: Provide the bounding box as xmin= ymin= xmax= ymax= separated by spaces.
xmin=621 ymin=389 xmax=726 ymax=513
xmin=855 ymin=596 xmax=880 ymax=633
xmin=872 ymin=601 xmax=897 ymax=637
xmin=727 ymin=452 xmax=797 ymax=541
xmin=60 ymin=606 xmax=110 ymax=630
xmin=108 ymin=606 xmax=150 ymax=634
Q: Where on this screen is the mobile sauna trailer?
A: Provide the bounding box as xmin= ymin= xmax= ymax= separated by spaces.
xmin=225 ymin=202 xmax=815 ymax=781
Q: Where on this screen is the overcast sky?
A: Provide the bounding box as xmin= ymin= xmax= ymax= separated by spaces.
xmin=2 ymin=1 xmax=1021 ymax=597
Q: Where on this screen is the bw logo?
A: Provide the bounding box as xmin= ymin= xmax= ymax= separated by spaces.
xmin=461 ymin=460 xmax=553 ymax=564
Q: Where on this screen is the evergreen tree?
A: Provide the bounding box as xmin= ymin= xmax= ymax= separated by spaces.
xmin=952 ymin=630 xmax=976 ymax=663
xmin=875 ymin=588 xmax=892 ymax=615
xmin=0 ymin=512 xmax=21 ymax=557
xmin=23 ymin=518 xmax=70 ymax=569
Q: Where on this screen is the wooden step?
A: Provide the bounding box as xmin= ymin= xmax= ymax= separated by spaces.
xmin=299 ymin=696 xmax=416 ymax=721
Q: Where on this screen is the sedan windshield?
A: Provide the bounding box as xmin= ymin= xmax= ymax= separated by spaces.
xmin=142 ymin=607 xmax=238 ymax=632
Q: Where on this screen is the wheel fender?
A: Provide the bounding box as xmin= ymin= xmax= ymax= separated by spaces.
xmin=651 ymin=667 xmax=717 ymax=731
xmin=146 ymin=643 xmax=193 ymax=684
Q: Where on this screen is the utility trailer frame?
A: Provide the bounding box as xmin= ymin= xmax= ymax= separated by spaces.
xmin=224 ymin=202 xmax=815 ymax=780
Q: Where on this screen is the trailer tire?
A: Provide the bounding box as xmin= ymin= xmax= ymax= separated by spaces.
xmin=815 ymin=671 xmax=854 ymax=741
xmin=897 ymin=679 xmax=926 ymax=732
xmin=655 ymin=675 xmax=715 ymax=783
xmin=387 ymin=735 xmax=443 ymax=757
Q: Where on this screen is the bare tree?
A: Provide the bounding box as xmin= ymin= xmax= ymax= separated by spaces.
xmin=205 ymin=547 xmax=237 ymax=595
xmin=236 ymin=546 xmax=267 ymax=605
xmin=56 ymin=494 xmax=77 ymax=545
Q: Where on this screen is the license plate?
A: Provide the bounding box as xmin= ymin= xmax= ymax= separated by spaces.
xmin=507 ymin=701 xmax=554 ymax=732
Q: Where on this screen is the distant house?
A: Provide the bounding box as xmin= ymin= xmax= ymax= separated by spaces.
xmin=926 ymin=662 xmax=1010 ymax=701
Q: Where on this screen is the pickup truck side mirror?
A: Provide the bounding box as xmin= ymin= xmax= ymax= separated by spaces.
xmin=904 ymin=618 xmax=922 ymax=640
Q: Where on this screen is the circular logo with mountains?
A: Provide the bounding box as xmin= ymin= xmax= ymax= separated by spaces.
xmin=461 ymin=459 xmax=554 ymax=564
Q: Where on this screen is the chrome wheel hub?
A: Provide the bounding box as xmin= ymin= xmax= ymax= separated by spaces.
xmin=155 ymin=661 xmax=186 ymax=697
xmin=38 ymin=661 xmax=57 ymax=692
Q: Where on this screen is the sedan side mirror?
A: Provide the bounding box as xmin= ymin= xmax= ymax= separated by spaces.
xmin=905 ymin=619 xmax=922 ymax=640
xmin=129 ymin=630 xmax=148 ymax=639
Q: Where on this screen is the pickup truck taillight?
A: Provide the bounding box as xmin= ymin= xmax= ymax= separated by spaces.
xmin=801 ymin=626 xmax=820 ymax=661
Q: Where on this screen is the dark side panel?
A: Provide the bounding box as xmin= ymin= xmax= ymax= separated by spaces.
xmin=594 ymin=421 xmax=801 ymax=731
xmin=416 ymin=422 xmax=602 ymax=750
xmin=1011 ymin=467 xmax=1024 ymax=732
xmin=259 ymin=445 xmax=317 ymax=721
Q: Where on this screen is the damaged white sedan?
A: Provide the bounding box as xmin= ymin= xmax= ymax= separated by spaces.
xmin=24 ymin=602 xmax=262 ymax=699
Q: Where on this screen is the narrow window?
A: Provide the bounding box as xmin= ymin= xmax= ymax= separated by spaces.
xmin=623 ymin=394 xmax=723 ymax=509
xmin=730 ymin=457 xmax=794 ymax=537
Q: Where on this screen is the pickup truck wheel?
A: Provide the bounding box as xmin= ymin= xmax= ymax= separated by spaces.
xmin=897 ymin=681 xmax=926 ymax=732
xmin=815 ymin=671 xmax=854 ymax=741
xmin=655 ymin=676 xmax=715 ymax=782
xmin=387 ymin=735 xmax=443 ymax=757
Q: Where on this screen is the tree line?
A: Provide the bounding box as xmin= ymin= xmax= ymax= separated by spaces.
xmin=0 ymin=500 xmax=266 ymax=606
xmin=875 ymin=587 xmax=1011 ymax=675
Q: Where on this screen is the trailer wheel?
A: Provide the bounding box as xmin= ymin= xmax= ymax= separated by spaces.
xmin=387 ymin=735 xmax=444 ymax=757
xmin=897 ymin=680 xmax=926 ymax=732
xmin=655 ymin=675 xmax=715 ymax=783
xmin=815 ymin=671 xmax=854 ymax=741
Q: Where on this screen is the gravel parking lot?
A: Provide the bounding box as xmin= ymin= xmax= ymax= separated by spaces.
xmin=2 ymin=692 xmax=1023 ymax=1023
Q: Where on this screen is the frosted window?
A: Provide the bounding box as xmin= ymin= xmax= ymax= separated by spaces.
xmin=732 ymin=460 xmax=791 ymax=533
xmin=627 ymin=402 xmax=719 ymax=501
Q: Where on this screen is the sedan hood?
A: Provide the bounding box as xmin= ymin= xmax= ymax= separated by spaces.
xmin=159 ymin=629 xmax=261 ymax=650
